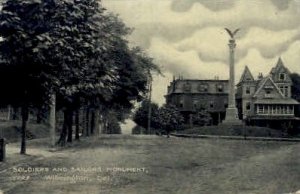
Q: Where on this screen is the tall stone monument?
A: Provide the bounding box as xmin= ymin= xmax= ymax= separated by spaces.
xmin=223 ymin=28 xmax=242 ymax=124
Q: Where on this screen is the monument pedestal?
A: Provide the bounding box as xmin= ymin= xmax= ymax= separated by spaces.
xmin=222 ymin=107 xmax=242 ymax=125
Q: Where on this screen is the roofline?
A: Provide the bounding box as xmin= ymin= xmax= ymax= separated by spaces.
xmin=253 ymin=76 xmax=285 ymax=98
xmin=174 ymin=79 xmax=228 ymax=82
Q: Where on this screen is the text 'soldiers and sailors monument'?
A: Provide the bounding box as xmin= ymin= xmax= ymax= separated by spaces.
xmin=223 ymin=28 xmax=242 ymax=124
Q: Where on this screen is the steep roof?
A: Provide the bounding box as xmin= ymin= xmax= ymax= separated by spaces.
xmin=253 ymin=76 xmax=285 ymax=98
xmin=239 ymin=65 xmax=255 ymax=83
xmin=270 ymin=57 xmax=291 ymax=75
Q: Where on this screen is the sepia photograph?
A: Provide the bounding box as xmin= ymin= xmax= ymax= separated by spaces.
xmin=0 ymin=0 xmax=300 ymax=193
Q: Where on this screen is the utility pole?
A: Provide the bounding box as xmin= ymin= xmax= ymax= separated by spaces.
xmin=147 ymin=71 xmax=152 ymax=135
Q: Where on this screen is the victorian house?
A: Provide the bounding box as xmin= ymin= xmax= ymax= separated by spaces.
xmin=236 ymin=58 xmax=299 ymax=128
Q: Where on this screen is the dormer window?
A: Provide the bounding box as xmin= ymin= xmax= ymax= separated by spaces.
xmin=279 ymin=73 xmax=286 ymax=81
xmin=198 ymin=84 xmax=208 ymax=92
xmin=246 ymin=86 xmax=250 ymax=94
xmin=217 ymin=84 xmax=223 ymax=92
xmin=183 ymin=82 xmax=191 ymax=92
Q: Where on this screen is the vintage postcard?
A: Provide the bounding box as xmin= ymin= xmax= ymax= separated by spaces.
xmin=0 ymin=0 xmax=300 ymax=194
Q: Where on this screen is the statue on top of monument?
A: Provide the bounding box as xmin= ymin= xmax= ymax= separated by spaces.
xmin=224 ymin=28 xmax=240 ymax=39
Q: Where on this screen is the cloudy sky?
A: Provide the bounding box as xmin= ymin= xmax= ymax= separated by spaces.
xmin=103 ymin=0 xmax=300 ymax=106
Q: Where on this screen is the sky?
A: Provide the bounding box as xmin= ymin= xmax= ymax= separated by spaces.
xmin=103 ymin=0 xmax=300 ymax=109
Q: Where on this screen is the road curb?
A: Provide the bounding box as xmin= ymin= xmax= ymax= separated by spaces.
xmin=171 ymin=133 xmax=300 ymax=142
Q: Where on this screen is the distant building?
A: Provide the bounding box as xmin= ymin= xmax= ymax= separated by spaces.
xmin=236 ymin=58 xmax=299 ymax=128
xmin=165 ymin=77 xmax=229 ymax=125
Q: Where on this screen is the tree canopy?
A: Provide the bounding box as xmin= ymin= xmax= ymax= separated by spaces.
xmin=133 ymin=101 xmax=184 ymax=134
xmin=0 ymin=0 xmax=159 ymax=151
xmin=291 ymin=73 xmax=300 ymax=102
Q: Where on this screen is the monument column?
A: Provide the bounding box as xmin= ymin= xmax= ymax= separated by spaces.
xmin=223 ymin=28 xmax=241 ymax=124
xmin=228 ymin=39 xmax=236 ymax=108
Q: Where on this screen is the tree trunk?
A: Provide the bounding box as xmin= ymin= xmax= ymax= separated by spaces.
xmin=20 ymin=105 xmax=29 ymax=154
xmin=85 ymin=107 xmax=90 ymax=136
xmin=103 ymin=118 xmax=107 ymax=134
xmin=49 ymin=93 xmax=56 ymax=147
xmin=75 ymin=109 xmax=80 ymax=140
xmin=12 ymin=106 xmax=19 ymax=120
xmin=90 ymin=110 xmax=95 ymax=135
xmin=36 ymin=108 xmax=42 ymax=124
xmin=57 ymin=110 xmax=68 ymax=146
xmin=67 ymin=109 xmax=73 ymax=143
xmin=94 ymin=109 xmax=100 ymax=136
xmin=7 ymin=105 xmax=11 ymax=121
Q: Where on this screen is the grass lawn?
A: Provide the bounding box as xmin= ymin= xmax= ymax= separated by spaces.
xmin=180 ymin=125 xmax=300 ymax=138
xmin=0 ymin=135 xmax=299 ymax=194
xmin=0 ymin=121 xmax=49 ymax=142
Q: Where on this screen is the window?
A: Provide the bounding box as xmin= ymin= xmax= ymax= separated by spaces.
xmin=217 ymin=84 xmax=223 ymax=92
xmin=224 ymin=102 xmax=228 ymax=108
xmin=288 ymin=105 xmax=294 ymax=114
xmin=193 ymin=100 xmax=198 ymax=109
xmin=279 ymin=73 xmax=286 ymax=81
xmin=280 ymin=86 xmax=289 ymax=97
xmin=179 ymin=97 xmax=184 ymax=108
xmin=210 ymin=101 xmax=214 ymax=108
xmin=257 ymin=105 xmax=263 ymax=114
xmin=284 ymin=86 xmax=289 ymax=97
xmin=278 ymin=106 xmax=282 ymax=114
xmin=198 ymin=84 xmax=208 ymax=92
xmin=246 ymin=87 xmax=250 ymax=94
xmin=287 ymin=105 xmax=294 ymax=114
xmin=246 ymin=102 xmax=251 ymax=110
xmin=265 ymin=89 xmax=273 ymax=98
xmin=272 ymin=105 xmax=276 ymax=114
xmin=183 ymin=83 xmax=191 ymax=92
xmin=280 ymin=86 xmax=284 ymax=94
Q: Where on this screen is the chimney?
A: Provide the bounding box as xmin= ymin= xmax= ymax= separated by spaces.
xmin=258 ymin=73 xmax=263 ymax=80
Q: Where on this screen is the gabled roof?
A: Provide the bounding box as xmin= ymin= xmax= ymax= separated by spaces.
xmin=253 ymin=76 xmax=285 ymax=98
xmin=270 ymin=57 xmax=291 ymax=75
xmin=239 ymin=66 xmax=254 ymax=83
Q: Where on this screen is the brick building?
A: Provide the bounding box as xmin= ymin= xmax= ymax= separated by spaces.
xmin=165 ymin=78 xmax=229 ymax=125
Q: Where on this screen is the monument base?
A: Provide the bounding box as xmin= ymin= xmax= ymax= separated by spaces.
xmin=222 ymin=107 xmax=242 ymax=125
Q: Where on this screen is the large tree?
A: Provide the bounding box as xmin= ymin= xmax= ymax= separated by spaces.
xmin=133 ymin=100 xmax=160 ymax=134
xmin=291 ymin=73 xmax=300 ymax=102
xmin=133 ymin=102 xmax=184 ymax=135
xmin=155 ymin=104 xmax=184 ymax=135
xmin=0 ymin=0 xmax=159 ymax=150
